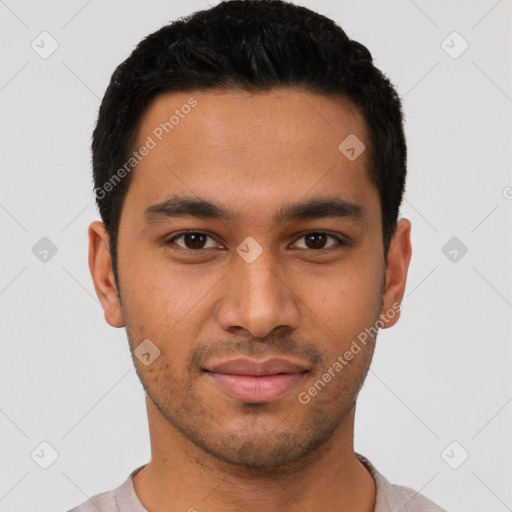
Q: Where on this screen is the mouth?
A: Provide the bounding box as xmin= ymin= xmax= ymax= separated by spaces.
xmin=202 ymin=357 xmax=309 ymax=403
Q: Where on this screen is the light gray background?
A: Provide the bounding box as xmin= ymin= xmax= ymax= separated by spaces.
xmin=1 ymin=1 xmax=511 ymax=511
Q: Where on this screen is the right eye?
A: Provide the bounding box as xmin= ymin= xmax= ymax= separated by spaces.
xmin=165 ymin=231 xmax=224 ymax=252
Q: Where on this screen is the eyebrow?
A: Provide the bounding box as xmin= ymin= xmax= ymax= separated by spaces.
xmin=144 ymin=195 xmax=364 ymax=225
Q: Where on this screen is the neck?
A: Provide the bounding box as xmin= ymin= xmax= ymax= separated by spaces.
xmin=133 ymin=395 xmax=376 ymax=512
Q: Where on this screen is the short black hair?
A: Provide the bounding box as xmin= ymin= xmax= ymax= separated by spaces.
xmin=92 ymin=0 xmax=406 ymax=287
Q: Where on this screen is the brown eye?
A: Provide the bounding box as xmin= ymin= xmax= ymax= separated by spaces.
xmin=293 ymin=232 xmax=343 ymax=251
xmin=167 ymin=232 xmax=219 ymax=251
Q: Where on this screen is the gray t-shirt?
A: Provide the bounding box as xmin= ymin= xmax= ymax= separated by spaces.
xmin=67 ymin=453 xmax=448 ymax=512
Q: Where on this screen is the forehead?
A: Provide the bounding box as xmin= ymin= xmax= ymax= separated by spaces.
xmin=136 ymin=87 xmax=367 ymax=155
xmin=125 ymin=88 xmax=378 ymax=225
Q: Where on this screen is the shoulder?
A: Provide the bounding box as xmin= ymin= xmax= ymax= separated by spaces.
xmin=65 ymin=464 xmax=148 ymax=512
xmin=355 ymin=453 xmax=449 ymax=512
xmin=66 ymin=488 xmax=117 ymax=512
xmin=381 ymin=481 xmax=448 ymax=512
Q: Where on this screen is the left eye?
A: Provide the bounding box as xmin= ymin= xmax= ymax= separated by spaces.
xmin=166 ymin=231 xmax=343 ymax=252
xmin=292 ymin=232 xmax=343 ymax=251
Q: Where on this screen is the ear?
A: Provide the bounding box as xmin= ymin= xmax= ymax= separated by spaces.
xmin=88 ymin=221 xmax=124 ymax=328
xmin=380 ymin=218 xmax=412 ymax=329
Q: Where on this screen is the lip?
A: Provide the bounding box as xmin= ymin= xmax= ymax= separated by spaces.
xmin=206 ymin=357 xmax=308 ymax=375
xmin=203 ymin=357 xmax=309 ymax=403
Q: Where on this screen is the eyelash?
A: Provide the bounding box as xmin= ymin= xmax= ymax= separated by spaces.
xmin=164 ymin=230 xmax=346 ymax=254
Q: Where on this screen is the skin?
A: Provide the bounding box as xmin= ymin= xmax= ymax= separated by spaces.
xmin=89 ymin=87 xmax=412 ymax=512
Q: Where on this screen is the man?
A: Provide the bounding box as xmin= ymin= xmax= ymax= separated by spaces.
xmin=70 ymin=0 xmax=447 ymax=510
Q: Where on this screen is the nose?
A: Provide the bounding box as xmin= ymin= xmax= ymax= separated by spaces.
xmin=216 ymin=251 xmax=301 ymax=339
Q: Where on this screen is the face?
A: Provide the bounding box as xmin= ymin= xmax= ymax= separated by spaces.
xmin=89 ymin=88 xmax=411 ymax=468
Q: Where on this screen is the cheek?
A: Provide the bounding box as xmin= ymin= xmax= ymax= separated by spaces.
xmin=295 ymin=260 xmax=383 ymax=338
xmin=119 ymin=247 xmax=201 ymax=327
xmin=119 ymin=257 xmax=220 ymax=366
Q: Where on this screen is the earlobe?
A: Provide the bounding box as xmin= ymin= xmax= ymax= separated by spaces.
xmin=380 ymin=218 xmax=412 ymax=329
xmin=88 ymin=221 xmax=125 ymax=328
